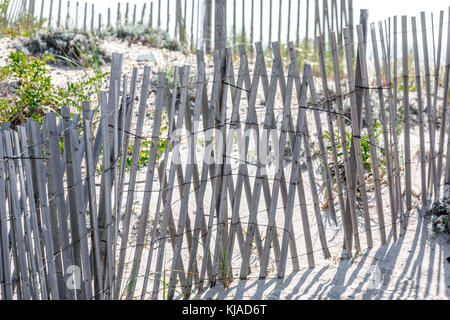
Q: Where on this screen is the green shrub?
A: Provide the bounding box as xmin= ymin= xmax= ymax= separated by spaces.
xmin=0 ymin=50 xmax=108 ymax=125
xmin=0 ymin=50 xmax=55 ymax=124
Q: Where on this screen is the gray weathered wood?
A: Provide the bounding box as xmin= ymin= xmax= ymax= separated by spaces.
xmin=402 ymin=16 xmax=412 ymax=217
xmin=442 ymin=7 xmax=450 ymax=191
xmin=114 ymin=66 xmax=150 ymax=299
xmin=17 ymin=126 xmax=48 ymax=299
xmin=343 ymin=27 xmax=369 ymax=251
xmin=82 ymin=102 xmax=103 ymax=300
xmin=12 ymin=131 xmax=39 ymax=299
xmin=357 ymin=25 xmax=386 ymax=245
xmin=42 ymin=113 xmax=72 ymax=299
xmin=56 ymin=0 xmax=61 ymax=27
xmin=420 ymin=12 xmax=437 ymax=202
xmin=411 ymin=18 xmax=427 ymax=204
xmin=371 ymin=23 xmax=397 ymax=241
xmin=48 ymin=0 xmax=53 ymax=28
xmin=0 ymin=135 xmax=13 ymax=300
xmin=62 ymin=107 xmax=93 ymax=300
xmin=126 ymin=72 xmax=166 ymax=299
xmin=317 ymin=34 xmax=352 ymax=256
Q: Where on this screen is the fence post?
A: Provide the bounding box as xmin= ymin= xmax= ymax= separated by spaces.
xmin=433 ymin=10 xmax=445 ymax=201
xmin=191 ymin=0 xmax=194 ymax=49
xmin=215 ymin=0 xmax=226 ymax=52
xmin=260 ymin=0 xmax=263 ymax=42
xmin=269 ymin=0 xmax=272 ymax=47
xmin=82 ymin=2 xmax=87 ymax=31
xmin=287 ymin=0 xmax=291 ymax=43
xmin=278 ymin=0 xmax=282 ymax=43
xmin=82 ymin=102 xmax=103 ymax=300
xmin=250 ymin=0 xmax=254 ymax=47
xmin=305 ymin=0 xmax=309 ymax=46
xmin=357 ymin=24 xmax=386 ymax=245
xmin=242 ymin=0 xmax=246 ymax=44
xmin=66 ymin=1 xmax=70 ymax=29
xmin=90 ymin=3 xmax=94 ymax=33
xmin=296 ymin=0 xmax=300 ymax=45
xmin=166 ymin=0 xmax=170 ymax=32
xmin=56 ymin=0 xmax=61 ymax=27
xmin=48 ymin=0 xmax=53 ymax=28
xmin=157 ymin=0 xmax=161 ymax=27
xmin=107 ymin=7 xmax=110 ymax=28
xmin=140 ymin=3 xmax=146 ymax=24
xmin=98 ymin=13 xmax=101 ymax=35
xmin=39 ymin=0 xmax=44 ymax=24
xmin=443 ymin=7 xmax=450 ymax=195
xmin=411 ymin=18 xmax=427 ymax=205
xmin=75 ymin=1 xmax=79 ymax=29
xmin=348 ymin=0 xmax=354 ymax=56
xmin=150 ymin=1 xmax=153 ymax=28
xmin=402 ymin=15 xmax=412 ymax=216
xmin=233 ymin=0 xmax=236 ymax=47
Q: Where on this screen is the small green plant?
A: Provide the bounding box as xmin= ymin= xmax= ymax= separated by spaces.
xmin=323 ymin=120 xmax=384 ymax=172
xmin=0 ymin=50 xmax=55 ymax=124
xmin=126 ymin=111 xmax=169 ymax=169
xmin=0 ymin=50 xmax=108 ymax=125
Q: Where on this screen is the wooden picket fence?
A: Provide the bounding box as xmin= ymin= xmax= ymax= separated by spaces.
xmin=0 ymin=7 xmax=449 ymax=300
xmin=6 ymin=0 xmax=354 ymax=51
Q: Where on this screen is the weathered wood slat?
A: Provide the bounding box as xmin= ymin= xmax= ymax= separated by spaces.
xmin=82 ymin=102 xmax=103 ymax=300
xmin=114 ymin=66 xmax=150 ymax=300
xmin=287 ymin=42 xmax=316 ymax=269
xmin=99 ymin=91 xmax=113 ymax=299
xmin=377 ymin=21 xmax=399 ymax=241
xmin=43 ymin=113 xmax=72 ymax=299
xmin=437 ymin=8 xmax=449 ymax=198
xmin=402 ymin=16 xmax=412 ymax=221
xmin=152 ymin=67 xmax=192 ymax=299
xmin=139 ymin=73 xmax=172 ymax=300
xmin=126 ymin=71 xmax=166 ymax=299
xmin=316 ymin=35 xmax=352 ymax=256
xmin=357 ymin=25 xmax=386 ymax=245
xmin=442 ymin=7 xmax=450 ymax=191
xmin=259 ymin=62 xmax=296 ymax=279
xmin=343 ymin=27 xmax=369 ymax=251
xmin=430 ymin=11 xmax=444 ymax=199
xmin=0 ymin=134 xmax=13 ymax=300
xmin=62 ymin=107 xmax=93 ymax=300
xmin=411 ymin=18 xmax=427 ymax=205
xmin=4 ymin=131 xmax=32 ymax=300
xmin=17 ymin=125 xmax=48 ymax=299
xmin=420 ymin=12 xmax=437 ymax=202
xmin=12 ymin=130 xmax=39 ymax=299
xmin=371 ymin=23 xmax=397 ymax=242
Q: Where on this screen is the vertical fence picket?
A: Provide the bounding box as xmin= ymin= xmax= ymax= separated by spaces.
xmin=402 ymin=16 xmax=412 ymax=219
xmin=42 ymin=113 xmax=73 ymax=300
xmin=17 ymin=126 xmax=48 ymax=299
xmin=0 ymin=135 xmax=13 ymax=300
xmin=411 ymin=18 xmax=427 ymax=205
xmin=317 ymin=36 xmax=352 ymax=255
xmin=357 ymin=25 xmax=386 ymax=244
xmin=371 ymin=24 xmax=397 ymax=241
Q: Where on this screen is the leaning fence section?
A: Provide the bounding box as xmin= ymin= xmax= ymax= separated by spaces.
xmin=0 ymin=7 xmax=449 ymax=300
